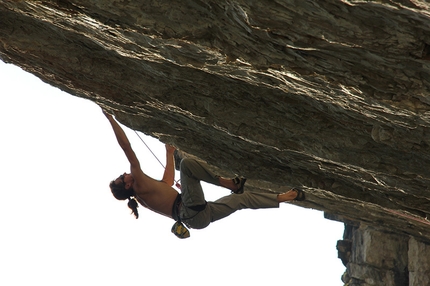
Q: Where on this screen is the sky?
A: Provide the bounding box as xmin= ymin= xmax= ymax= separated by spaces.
xmin=0 ymin=60 xmax=345 ymax=286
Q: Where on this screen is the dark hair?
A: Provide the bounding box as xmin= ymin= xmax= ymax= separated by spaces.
xmin=109 ymin=180 xmax=139 ymax=219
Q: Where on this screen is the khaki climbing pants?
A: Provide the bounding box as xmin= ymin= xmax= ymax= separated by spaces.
xmin=178 ymin=158 xmax=279 ymax=229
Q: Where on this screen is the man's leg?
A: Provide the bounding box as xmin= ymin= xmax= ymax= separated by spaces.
xmin=179 ymin=158 xmax=242 ymax=196
xmin=179 ymin=158 xmax=220 ymax=207
xmin=209 ymin=189 xmax=302 ymax=223
xmin=179 ymin=158 xmax=249 ymax=229
xmin=178 ymin=159 xmax=220 ymax=228
xmin=209 ymin=192 xmax=279 ymax=223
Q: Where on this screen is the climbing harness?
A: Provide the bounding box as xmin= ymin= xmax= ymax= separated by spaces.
xmin=133 ymin=130 xmax=182 ymax=190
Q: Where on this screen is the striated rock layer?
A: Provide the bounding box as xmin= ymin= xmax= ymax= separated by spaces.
xmin=1 ymin=1 xmax=430 ymax=284
xmin=336 ymin=222 xmax=430 ymax=286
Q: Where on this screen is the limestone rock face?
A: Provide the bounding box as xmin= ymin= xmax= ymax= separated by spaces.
xmin=1 ymin=1 xmax=430 ymax=284
xmin=338 ymin=224 xmax=430 ymax=286
xmin=340 ymin=225 xmax=409 ymax=285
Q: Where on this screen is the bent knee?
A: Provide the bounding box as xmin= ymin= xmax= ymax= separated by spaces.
xmin=179 ymin=158 xmax=197 ymax=176
xmin=180 ymin=158 xmax=193 ymax=170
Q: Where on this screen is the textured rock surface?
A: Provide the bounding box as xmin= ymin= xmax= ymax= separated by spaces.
xmin=1 ymin=1 xmax=430 ymax=284
xmin=337 ymin=223 xmax=430 ymax=286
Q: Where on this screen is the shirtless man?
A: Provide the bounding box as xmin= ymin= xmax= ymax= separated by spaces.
xmin=103 ymin=110 xmax=305 ymax=237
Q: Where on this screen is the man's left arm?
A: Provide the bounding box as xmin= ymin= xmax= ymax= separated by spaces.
xmin=161 ymin=144 xmax=176 ymax=186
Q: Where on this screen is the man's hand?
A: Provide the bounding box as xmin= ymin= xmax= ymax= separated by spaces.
xmin=165 ymin=144 xmax=176 ymax=154
xmin=102 ymin=108 xmax=113 ymax=119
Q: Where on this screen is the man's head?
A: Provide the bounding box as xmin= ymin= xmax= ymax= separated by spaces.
xmin=110 ymin=173 xmax=134 ymax=200
xmin=109 ymin=173 xmax=139 ymax=219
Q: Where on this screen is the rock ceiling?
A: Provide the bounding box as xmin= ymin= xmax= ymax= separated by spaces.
xmin=1 ymin=0 xmax=430 ymax=241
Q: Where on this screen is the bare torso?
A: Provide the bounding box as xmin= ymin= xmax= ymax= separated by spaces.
xmin=132 ymin=174 xmax=179 ymax=218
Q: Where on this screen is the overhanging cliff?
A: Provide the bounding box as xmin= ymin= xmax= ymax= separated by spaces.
xmin=1 ymin=1 xmax=430 ymax=284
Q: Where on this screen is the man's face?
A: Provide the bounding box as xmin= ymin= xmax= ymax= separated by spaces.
xmin=115 ymin=173 xmax=133 ymax=189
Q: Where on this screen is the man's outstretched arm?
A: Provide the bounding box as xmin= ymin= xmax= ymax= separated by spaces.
xmin=103 ymin=110 xmax=140 ymax=169
xmin=161 ymin=144 xmax=176 ymax=186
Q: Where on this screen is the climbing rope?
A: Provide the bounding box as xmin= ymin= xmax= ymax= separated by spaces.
xmin=133 ymin=130 xmax=181 ymax=189
xmin=133 ymin=130 xmax=165 ymax=168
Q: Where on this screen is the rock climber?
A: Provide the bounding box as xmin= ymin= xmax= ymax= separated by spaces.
xmin=103 ymin=110 xmax=305 ymax=238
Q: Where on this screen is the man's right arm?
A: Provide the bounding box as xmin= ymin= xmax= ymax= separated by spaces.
xmin=103 ymin=110 xmax=140 ymax=169
xmin=161 ymin=144 xmax=176 ymax=186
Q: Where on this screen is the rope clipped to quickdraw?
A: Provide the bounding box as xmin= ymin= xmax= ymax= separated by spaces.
xmin=133 ymin=130 xmax=182 ymax=190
